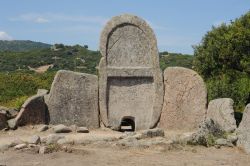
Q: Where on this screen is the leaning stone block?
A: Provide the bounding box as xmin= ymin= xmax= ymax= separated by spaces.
xmin=160 ymin=67 xmax=207 ymax=132
xmin=46 ymin=70 xmax=99 ymax=128
xmin=15 ymin=94 xmax=48 ymax=126
xmin=207 ymin=98 xmax=236 ymax=132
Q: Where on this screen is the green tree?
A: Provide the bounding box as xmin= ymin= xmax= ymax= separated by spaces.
xmin=193 ymin=11 xmax=250 ymax=111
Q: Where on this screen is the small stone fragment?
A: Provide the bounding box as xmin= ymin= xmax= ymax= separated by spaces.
xmin=6 ymin=109 xmax=18 ymax=119
xmin=215 ymin=138 xmax=233 ymax=147
xmin=77 ymin=127 xmax=89 ymax=133
xmin=14 ymin=143 xmax=27 ymax=150
xmin=53 ymin=124 xmax=72 ymax=133
xmin=46 ymin=134 xmax=65 ymax=144
xmin=39 ymin=146 xmax=49 ymax=154
xmin=38 ymin=125 xmax=49 ymax=132
xmin=7 ymin=119 xmax=17 ymax=130
xmin=57 ymin=138 xmax=74 ymax=145
xmin=28 ymin=135 xmax=41 ymax=145
xmin=140 ymin=128 xmax=165 ymax=138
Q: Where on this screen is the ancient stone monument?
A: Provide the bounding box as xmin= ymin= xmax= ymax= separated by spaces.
xmin=45 ymin=70 xmax=99 ymax=128
xmin=99 ymin=14 xmax=164 ymax=131
xmin=159 ymin=67 xmax=207 ymax=132
xmin=207 ymin=98 xmax=236 ymax=132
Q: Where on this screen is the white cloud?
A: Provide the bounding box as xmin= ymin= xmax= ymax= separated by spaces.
xmin=0 ymin=31 xmax=13 ymax=40
xmin=10 ymin=13 xmax=49 ymax=24
xmin=34 ymin=17 xmax=49 ymax=23
xmin=10 ymin=13 xmax=107 ymax=25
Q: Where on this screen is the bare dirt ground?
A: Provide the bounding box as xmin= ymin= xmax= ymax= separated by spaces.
xmin=1 ymin=145 xmax=249 ymax=166
xmin=0 ymin=126 xmax=249 ymax=166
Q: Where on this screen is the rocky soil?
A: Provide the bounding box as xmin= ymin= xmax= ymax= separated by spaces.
xmin=0 ymin=125 xmax=249 ymax=166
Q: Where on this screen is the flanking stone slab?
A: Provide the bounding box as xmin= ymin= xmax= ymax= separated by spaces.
xmin=99 ymin=14 xmax=164 ymax=130
xmin=46 ymin=70 xmax=99 ymax=128
xmin=15 ymin=94 xmax=48 ymax=127
xmin=207 ymin=98 xmax=236 ymax=132
xmin=237 ymin=104 xmax=250 ymax=154
xmin=160 ymin=67 xmax=207 ymax=132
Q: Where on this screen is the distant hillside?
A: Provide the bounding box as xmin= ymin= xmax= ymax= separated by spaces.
xmin=159 ymin=52 xmax=193 ymax=70
xmin=0 ymin=40 xmax=51 ymax=52
xmin=0 ymin=42 xmax=193 ymax=75
xmin=0 ymin=44 xmax=101 ymax=74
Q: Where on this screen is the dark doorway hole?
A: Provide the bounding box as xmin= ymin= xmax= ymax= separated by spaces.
xmin=119 ymin=117 xmax=135 ymax=132
xmin=234 ymin=112 xmax=243 ymax=127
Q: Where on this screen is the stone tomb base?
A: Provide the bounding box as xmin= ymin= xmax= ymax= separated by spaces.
xmin=107 ymin=77 xmax=154 ymax=130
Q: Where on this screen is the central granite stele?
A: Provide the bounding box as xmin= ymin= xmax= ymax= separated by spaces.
xmin=98 ymin=14 xmax=164 ymax=131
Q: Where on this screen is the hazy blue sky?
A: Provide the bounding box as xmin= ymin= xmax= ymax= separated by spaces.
xmin=0 ymin=0 xmax=249 ymax=54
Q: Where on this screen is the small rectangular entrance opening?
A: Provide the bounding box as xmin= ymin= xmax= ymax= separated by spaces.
xmin=119 ymin=116 xmax=135 ymax=132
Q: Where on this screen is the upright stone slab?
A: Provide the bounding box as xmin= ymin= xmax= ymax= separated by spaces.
xmin=46 ymin=70 xmax=99 ymax=128
xmin=237 ymin=104 xmax=250 ymax=154
xmin=160 ymin=67 xmax=207 ymax=132
xmin=207 ymin=98 xmax=236 ymax=132
xmin=99 ymin=14 xmax=163 ymax=131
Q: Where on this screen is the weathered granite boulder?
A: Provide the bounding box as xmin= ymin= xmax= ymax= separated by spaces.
xmin=159 ymin=67 xmax=207 ymax=132
xmin=99 ymin=14 xmax=163 ymax=130
xmin=0 ymin=106 xmax=18 ymax=119
xmin=15 ymin=94 xmax=48 ymax=126
xmin=53 ymin=124 xmax=72 ymax=133
xmin=207 ymin=98 xmax=236 ymax=132
xmin=187 ymin=118 xmax=224 ymax=147
xmin=45 ymin=134 xmax=65 ymax=144
xmin=46 ymin=70 xmax=99 ymax=128
xmin=28 ymin=135 xmax=41 ymax=145
xmin=76 ymin=127 xmax=89 ymax=133
xmin=37 ymin=125 xmax=49 ymax=132
xmin=7 ymin=119 xmax=17 ymax=129
xmin=237 ymin=104 xmax=250 ymax=153
xmin=0 ymin=111 xmax=7 ymax=130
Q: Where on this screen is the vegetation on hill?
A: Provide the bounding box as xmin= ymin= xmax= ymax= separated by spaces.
xmin=0 ymin=71 xmax=55 ymax=109
xmin=193 ymin=11 xmax=250 ymax=111
xmin=0 ymin=40 xmax=51 ymax=52
xmin=0 ymin=44 xmax=101 ymax=74
xmin=159 ymin=52 xmax=193 ymax=70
